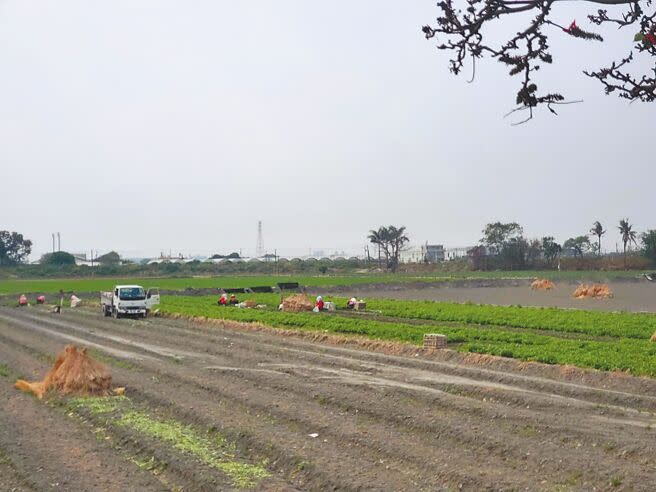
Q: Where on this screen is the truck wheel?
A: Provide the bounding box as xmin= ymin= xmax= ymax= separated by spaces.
xmin=103 ymin=307 xmax=111 ymax=317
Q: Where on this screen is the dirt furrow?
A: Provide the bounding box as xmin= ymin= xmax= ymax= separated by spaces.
xmin=1 ymin=307 xmax=655 ymax=490
xmin=25 ymin=308 xmax=656 ymax=412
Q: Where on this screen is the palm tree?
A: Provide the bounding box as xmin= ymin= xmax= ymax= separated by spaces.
xmin=368 ymin=225 xmax=409 ymax=271
xmin=589 ymin=221 xmax=605 ymax=256
xmin=618 ymin=218 xmax=638 ymax=269
xmin=368 ymin=227 xmax=390 ymax=268
xmin=386 ymin=225 xmax=410 ymax=271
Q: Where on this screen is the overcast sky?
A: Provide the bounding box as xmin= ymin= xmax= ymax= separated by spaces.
xmin=0 ymin=1 xmax=651 ymax=259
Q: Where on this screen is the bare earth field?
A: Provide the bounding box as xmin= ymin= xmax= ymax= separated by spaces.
xmin=334 ymin=280 xmax=656 ymax=312
xmin=0 ymin=306 xmax=655 ymax=490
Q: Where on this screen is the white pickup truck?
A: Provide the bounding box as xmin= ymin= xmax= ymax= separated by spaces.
xmin=101 ymin=285 xmax=160 ymax=319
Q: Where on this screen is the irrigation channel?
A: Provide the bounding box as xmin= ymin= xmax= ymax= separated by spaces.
xmin=0 ymin=306 xmax=655 ymax=490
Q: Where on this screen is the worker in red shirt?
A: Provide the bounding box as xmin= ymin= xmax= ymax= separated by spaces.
xmin=218 ymin=294 xmax=227 ymax=306
xmin=315 ymin=296 xmax=325 ymax=311
xmin=18 ymin=294 xmax=27 ymax=307
xmin=36 ymin=295 xmax=46 ymax=304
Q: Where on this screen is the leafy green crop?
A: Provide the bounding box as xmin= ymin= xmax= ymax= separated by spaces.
xmin=365 ymin=299 xmax=656 ymax=339
xmin=160 ymin=296 xmax=656 ymax=376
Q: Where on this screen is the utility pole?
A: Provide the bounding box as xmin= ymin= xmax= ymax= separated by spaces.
xmin=57 ymin=232 xmax=61 ymax=252
xmin=52 ymin=233 xmax=55 ymax=253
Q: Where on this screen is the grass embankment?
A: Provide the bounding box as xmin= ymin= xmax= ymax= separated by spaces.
xmin=0 ymin=270 xmax=647 ymax=295
xmin=68 ymin=396 xmax=269 ymax=488
xmin=160 ymin=295 xmax=656 ymax=376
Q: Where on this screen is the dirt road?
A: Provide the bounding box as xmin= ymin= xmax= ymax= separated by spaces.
xmin=0 ymin=306 xmax=655 ymax=491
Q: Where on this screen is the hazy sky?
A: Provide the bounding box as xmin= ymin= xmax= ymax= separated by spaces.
xmin=0 ymin=1 xmax=652 ymax=258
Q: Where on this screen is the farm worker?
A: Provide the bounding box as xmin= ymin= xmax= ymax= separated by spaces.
xmin=315 ymin=296 xmax=324 ymax=311
xmin=18 ymin=294 xmax=27 ymax=307
xmin=36 ymin=295 xmax=46 ymax=304
xmin=346 ymin=297 xmax=357 ymax=309
xmin=229 ymin=294 xmax=239 ymax=305
xmin=218 ymin=294 xmax=227 ymax=306
xmin=70 ymin=294 xmax=81 ymax=308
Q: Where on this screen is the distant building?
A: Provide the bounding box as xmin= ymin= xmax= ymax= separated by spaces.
xmin=399 ymin=246 xmax=424 ymax=263
xmin=147 ymin=253 xmax=193 ymax=264
xmin=71 ymin=253 xmax=99 ymax=267
xmin=445 ymin=247 xmax=475 ymax=260
xmin=421 ymin=244 xmax=445 ymax=263
xmin=399 ymin=243 xmax=445 ymax=263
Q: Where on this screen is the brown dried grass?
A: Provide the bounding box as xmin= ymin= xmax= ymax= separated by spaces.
xmin=281 ymin=293 xmax=314 ymax=312
xmin=572 ymin=283 xmax=613 ymax=299
xmin=15 ymin=345 xmax=112 ymax=399
xmin=530 ymin=279 xmax=555 ymax=290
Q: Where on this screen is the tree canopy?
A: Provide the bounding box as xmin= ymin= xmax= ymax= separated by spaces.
xmin=423 ymin=0 xmax=655 ymax=123
xmin=97 ymin=251 xmax=121 ymax=265
xmin=563 ymin=236 xmax=592 ymax=257
xmin=642 ymin=230 xmax=656 ymax=264
xmin=0 ymin=231 xmax=32 ymax=266
xmin=368 ymin=225 xmax=410 ymax=272
xmin=41 ymin=251 xmax=76 ymax=266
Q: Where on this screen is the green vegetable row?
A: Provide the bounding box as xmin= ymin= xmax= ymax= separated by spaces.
xmin=160 ymin=296 xmax=656 ymax=376
xmin=366 ymin=299 xmax=656 ymax=339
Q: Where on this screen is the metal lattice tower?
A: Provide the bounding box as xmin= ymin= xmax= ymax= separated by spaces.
xmin=256 ymin=221 xmax=264 ymax=257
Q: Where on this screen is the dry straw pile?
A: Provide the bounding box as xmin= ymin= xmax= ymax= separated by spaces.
xmin=531 ymin=279 xmax=555 ymax=290
xmin=15 ymin=345 xmax=113 ymax=399
xmin=573 ymin=284 xmax=613 ymax=299
xmin=281 ymin=294 xmax=314 ymax=312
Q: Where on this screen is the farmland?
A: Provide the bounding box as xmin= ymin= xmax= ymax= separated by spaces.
xmin=2 ymin=274 xmax=656 ymax=490
xmin=1 ymin=306 xmax=655 ymax=490
xmin=0 ymin=270 xmax=648 ymax=295
xmin=159 ymin=294 xmax=656 ymax=376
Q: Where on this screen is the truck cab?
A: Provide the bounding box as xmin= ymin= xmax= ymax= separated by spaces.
xmin=101 ymin=285 xmax=159 ymax=318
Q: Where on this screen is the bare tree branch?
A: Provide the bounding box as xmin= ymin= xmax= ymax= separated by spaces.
xmin=424 ymin=0 xmax=655 ymax=122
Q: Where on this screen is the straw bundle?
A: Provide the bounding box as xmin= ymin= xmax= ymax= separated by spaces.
xmin=573 ymin=284 xmax=613 ymax=299
xmin=15 ymin=345 xmax=112 ymax=399
xmin=281 ymin=294 xmax=314 ymax=312
xmin=531 ymin=279 xmax=555 ymax=290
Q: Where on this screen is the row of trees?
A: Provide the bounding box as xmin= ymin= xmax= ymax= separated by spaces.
xmin=0 ymin=231 xmax=124 ymax=267
xmin=471 ymin=219 xmax=656 ymax=270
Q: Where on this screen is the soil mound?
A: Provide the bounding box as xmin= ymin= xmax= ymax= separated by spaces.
xmin=573 ymin=284 xmax=613 ymax=299
xmin=15 ymin=345 xmax=112 ymax=399
xmin=531 ymin=279 xmax=555 ymax=290
xmin=281 ymin=294 xmax=314 ymax=312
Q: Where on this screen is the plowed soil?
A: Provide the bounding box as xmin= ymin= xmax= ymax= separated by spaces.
xmin=0 ymin=306 xmax=655 ymax=491
xmin=332 ymin=280 xmax=656 ymax=312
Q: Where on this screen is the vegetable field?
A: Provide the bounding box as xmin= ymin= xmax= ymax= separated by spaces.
xmin=160 ymin=294 xmax=656 ymax=376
